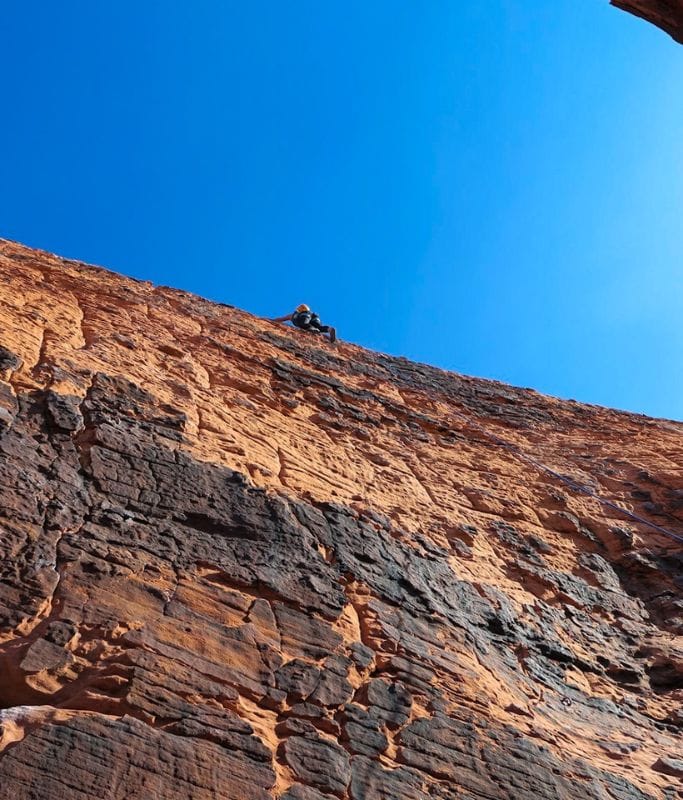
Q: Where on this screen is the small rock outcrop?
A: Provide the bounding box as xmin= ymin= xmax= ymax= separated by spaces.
xmin=612 ymin=0 xmax=683 ymax=42
xmin=0 ymin=237 xmax=680 ymax=800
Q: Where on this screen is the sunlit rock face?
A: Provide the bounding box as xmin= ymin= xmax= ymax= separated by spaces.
xmin=612 ymin=0 xmax=683 ymax=42
xmin=0 ymin=238 xmax=681 ymax=800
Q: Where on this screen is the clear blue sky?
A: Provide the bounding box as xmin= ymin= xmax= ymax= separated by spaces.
xmin=2 ymin=2 xmax=682 ymax=420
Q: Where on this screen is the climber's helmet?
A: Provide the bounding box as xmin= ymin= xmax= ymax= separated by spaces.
xmin=296 ymin=304 xmax=310 ymax=313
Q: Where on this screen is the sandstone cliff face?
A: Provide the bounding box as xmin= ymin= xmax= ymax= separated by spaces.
xmin=612 ymin=0 xmax=683 ymax=41
xmin=0 ymin=238 xmax=680 ymax=800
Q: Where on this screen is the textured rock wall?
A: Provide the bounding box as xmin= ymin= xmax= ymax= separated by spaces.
xmin=612 ymin=0 xmax=683 ymax=41
xmin=0 ymin=239 xmax=681 ymax=799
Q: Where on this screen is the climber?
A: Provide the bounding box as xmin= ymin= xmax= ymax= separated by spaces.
xmin=272 ymin=304 xmax=337 ymax=343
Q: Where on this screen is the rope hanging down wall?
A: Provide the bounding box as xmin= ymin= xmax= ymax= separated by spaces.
xmin=448 ymin=407 xmax=683 ymax=547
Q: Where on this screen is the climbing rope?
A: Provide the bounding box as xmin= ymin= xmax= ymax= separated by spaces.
xmin=448 ymin=407 xmax=683 ymax=547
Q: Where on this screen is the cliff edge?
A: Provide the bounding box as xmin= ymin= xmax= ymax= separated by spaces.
xmin=612 ymin=0 xmax=683 ymax=42
xmin=0 ymin=239 xmax=681 ymax=800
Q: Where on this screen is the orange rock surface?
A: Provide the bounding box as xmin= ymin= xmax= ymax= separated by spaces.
xmin=0 ymin=238 xmax=681 ymax=799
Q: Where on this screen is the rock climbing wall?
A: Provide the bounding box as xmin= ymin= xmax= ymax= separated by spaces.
xmin=0 ymin=239 xmax=681 ymax=799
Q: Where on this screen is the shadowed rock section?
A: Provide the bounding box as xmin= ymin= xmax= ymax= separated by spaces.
xmin=0 ymin=239 xmax=681 ymax=799
xmin=612 ymin=0 xmax=683 ymax=41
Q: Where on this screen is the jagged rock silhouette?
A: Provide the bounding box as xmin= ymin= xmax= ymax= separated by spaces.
xmin=0 ymin=239 xmax=680 ymax=799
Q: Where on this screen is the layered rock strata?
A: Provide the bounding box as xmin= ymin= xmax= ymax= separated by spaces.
xmin=0 ymin=239 xmax=681 ymax=799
